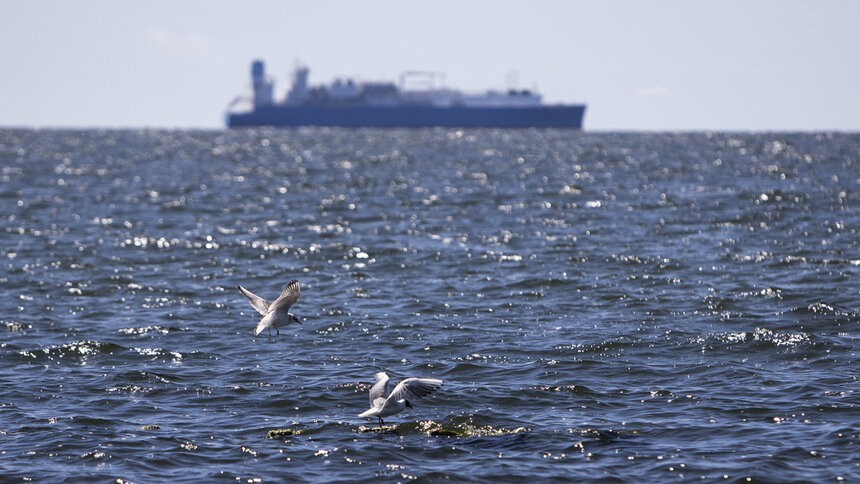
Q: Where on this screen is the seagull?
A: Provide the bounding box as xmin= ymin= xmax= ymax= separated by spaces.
xmin=237 ymin=280 xmax=302 ymax=339
xmin=358 ymin=372 xmax=443 ymax=427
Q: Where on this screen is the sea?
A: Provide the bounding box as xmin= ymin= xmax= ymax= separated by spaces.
xmin=0 ymin=128 xmax=857 ymax=483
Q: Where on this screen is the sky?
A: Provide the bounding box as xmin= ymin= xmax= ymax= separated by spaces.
xmin=2 ymin=0 xmax=859 ymax=131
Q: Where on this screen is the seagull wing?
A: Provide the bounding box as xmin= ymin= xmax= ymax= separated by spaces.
xmin=270 ymin=280 xmax=300 ymax=312
xmin=369 ymin=372 xmax=390 ymax=407
xmin=237 ymin=285 xmax=270 ymax=315
xmin=387 ymin=377 xmax=443 ymax=404
xmin=253 ymin=318 xmax=269 ymax=336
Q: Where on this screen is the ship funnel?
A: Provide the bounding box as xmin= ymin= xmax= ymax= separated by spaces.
xmin=252 ymin=60 xmax=265 ymax=82
xmin=250 ymin=60 xmax=273 ymax=108
xmin=287 ymin=66 xmax=310 ymax=103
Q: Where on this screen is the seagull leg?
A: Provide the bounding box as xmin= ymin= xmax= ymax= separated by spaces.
xmin=267 ymin=327 xmax=272 ymax=341
xmin=378 ymin=417 xmax=384 ymax=428
xmin=275 ymin=323 xmax=279 ymax=337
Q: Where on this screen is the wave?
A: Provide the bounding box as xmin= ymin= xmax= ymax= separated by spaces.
xmin=13 ymin=340 xmax=188 ymax=365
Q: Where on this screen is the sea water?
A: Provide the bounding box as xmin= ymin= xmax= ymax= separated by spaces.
xmin=0 ymin=129 xmax=857 ymax=482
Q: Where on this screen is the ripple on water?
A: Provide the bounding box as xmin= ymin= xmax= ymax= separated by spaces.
xmin=690 ymin=327 xmax=819 ymax=356
xmin=117 ymin=325 xmax=182 ymax=336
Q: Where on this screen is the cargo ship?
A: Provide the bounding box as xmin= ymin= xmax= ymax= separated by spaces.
xmin=226 ymin=60 xmax=585 ymax=128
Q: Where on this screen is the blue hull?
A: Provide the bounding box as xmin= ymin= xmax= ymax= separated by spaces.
xmin=227 ymin=104 xmax=585 ymax=128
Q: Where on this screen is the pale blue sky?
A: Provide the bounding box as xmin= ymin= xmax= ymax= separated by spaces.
xmin=2 ymin=0 xmax=858 ymax=130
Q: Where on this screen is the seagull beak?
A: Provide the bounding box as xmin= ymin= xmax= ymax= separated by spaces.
xmin=405 ymin=400 xmax=413 ymax=409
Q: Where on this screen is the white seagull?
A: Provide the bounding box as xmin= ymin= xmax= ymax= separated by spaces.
xmin=359 ymin=372 xmax=443 ymax=427
xmin=237 ymin=280 xmax=302 ymax=339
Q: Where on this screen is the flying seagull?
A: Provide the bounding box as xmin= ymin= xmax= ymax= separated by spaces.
xmin=359 ymin=371 xmax=442 ymax=427
xmin=237 ymin=280 xmax=302 ymax=339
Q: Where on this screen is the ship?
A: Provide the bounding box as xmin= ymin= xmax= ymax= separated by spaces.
xmin=226 ymin=60 xmax=585 ymax=129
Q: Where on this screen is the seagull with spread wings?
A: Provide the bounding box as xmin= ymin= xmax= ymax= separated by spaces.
xmin=359 ymin=371 xmax=443 ymax=427
xmin=237 ymin=280 xmax=302 ymax=339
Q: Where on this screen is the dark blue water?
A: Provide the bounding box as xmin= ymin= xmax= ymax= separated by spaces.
xmin=1 ymin=129 xmax=857 ymax=482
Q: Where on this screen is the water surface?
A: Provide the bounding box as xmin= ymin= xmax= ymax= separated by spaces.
xmin=1 ymin=129 xmax=857 ymax=482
